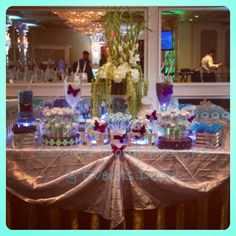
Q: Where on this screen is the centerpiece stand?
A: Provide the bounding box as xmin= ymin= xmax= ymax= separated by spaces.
xmin=111 ymin=80 xmax=127 ymax=95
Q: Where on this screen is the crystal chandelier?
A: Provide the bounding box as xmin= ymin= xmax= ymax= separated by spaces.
xmin=67 ymin=21 xmax=104 ymax=36
xmin=53 ymin=11 xmax=105 ymax=36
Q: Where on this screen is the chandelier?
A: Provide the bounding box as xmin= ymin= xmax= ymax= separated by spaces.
xmin=53 ymin=11 xmax=105 ymax=36
xmin=67 ymin=21 xmax=104 ymax=36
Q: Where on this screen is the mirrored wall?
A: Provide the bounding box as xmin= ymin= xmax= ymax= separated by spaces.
xmin=160 ymin=7 xmax=230 ymax=83
xmin=6 ymin=7 xmax=146 ymax=84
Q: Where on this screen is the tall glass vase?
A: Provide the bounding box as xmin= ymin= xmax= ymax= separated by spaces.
xmin=156 ymin=82 xmax=173 ymax=112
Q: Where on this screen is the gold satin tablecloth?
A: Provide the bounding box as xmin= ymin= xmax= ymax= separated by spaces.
xmin=6 ymin=146 xmax=230 ymax=229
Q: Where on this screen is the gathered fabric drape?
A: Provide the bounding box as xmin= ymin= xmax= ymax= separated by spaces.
xmin=7 ymin=146 xmax=229 ymax=229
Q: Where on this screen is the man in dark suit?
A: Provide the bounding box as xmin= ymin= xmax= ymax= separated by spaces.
xmin=72 ymin=51 xmax=94 ymax=82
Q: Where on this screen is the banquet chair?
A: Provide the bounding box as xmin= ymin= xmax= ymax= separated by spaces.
xmin=191 ymin=69 xmax=201 ymax=82
xmin=180 ymin=68 xmax=192 ymax=82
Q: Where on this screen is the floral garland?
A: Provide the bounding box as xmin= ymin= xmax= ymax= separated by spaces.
xmin=92 ymin=9 xmax=148 ymax=117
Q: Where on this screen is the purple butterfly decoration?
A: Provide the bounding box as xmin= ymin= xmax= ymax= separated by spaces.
xmin=146 ymin=110 xmax=158 ymax=121
xmin=132 ymin=125 xmax=146 ymax=137
xmin=187 ymin=115 xmax=195 ymax=123
xmin=113 ymin=134 xmax=127 ymax=143
xmin=94 ymin=120 xmax=107 ymax=133
xmin=67 ymin=84 xmax=80 ymax=97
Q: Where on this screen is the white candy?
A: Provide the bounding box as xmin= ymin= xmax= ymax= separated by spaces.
xmin=54 ymin=123 xmax=60 ymax=128
xmin=45 ymin=111 xmax=51 ymax=117
xmin=66 ymin=124 xmax=72 ymax=130
xmin=72 ymin=122 xmax=78 ymax=128
xmin=52 ymin=109 xmax=58 ymax=115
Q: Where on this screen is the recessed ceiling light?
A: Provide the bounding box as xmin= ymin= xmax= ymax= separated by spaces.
xmin=189 ymin=18 xmax=193 ymax=21
xmin=195 ymin=15 xmax=199 ymax=18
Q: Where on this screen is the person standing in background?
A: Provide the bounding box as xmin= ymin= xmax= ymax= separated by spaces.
xmin=72 ymin=51 xmax=94 ymax=82
xmin=201 ymin=49 xmax=222 ymax=82
xmin=57 ymin=59 xmax=66 ymax=72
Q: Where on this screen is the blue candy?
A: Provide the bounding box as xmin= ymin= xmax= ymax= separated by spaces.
xmin=192 ymin=122 xmax=223 ymax=133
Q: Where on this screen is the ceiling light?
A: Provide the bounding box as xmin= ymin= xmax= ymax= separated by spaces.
xmin=189 ymin=18 xmax=193 ymax=21
xmin=53 ymin=11 xmax=105 ymax=35
xmin=195 ymin=15 xmax=199 ymax=18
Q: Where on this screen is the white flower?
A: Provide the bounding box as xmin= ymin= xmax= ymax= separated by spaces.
xmin=113 ymin=62 xmax=130 ymax=83
xmin=113 ymin=71 xmax=124 ymax=83
xmin=97 ymin=63 xmax=111 ymax=79
xmin=130 ymin=68 xmax=140 ymax=83
xmin=129 ymin=53 xmax=140 ymax=66
xmin=129 ymin=50 xmax=134 ymax=59
xmin=134 ymin=54 xmax=140 ymax=62
xmin=117 ymin=62 xmax=130 ymax=75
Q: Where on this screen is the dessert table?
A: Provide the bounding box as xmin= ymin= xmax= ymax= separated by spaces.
xmin=6 ymin=144 xmax=230 ymax=229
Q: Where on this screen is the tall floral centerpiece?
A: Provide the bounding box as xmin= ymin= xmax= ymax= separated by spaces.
xmin=92 ymin=9 xmax=148 ymax=117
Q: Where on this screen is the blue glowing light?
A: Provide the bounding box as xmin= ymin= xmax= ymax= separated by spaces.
xmin=16 ymin=120 xmax=35 ymax=127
